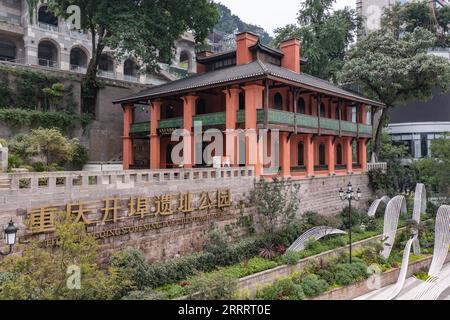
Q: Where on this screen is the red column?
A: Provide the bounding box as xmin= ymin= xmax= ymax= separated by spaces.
xmin=327 ymin=136 xmax=335 ymax=175
xmin=305 ymin=134 xmax=315 ymax=177
xmin=224 ymin=88 xmax=240 ymax=166
xmin=182 ymin=95 xmax=198 ymax=168
xmin=280 ymin=132 xmax=291 ymax=177
xmin=122 ymin=104 xmax=134 ymax=170
xmin=243 ymin=84 xmax=264 ymax=176
xmin=150 ymin=100 xmax=161 ymax=169
xmin=358 ymin=138 xmax=368 ymax=172
xmin=345 ymin=137 xmax=353 ymax=174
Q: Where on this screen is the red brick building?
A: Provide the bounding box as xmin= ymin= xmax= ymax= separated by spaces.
xmin=115 ymin=32 xmax=384 ymax=178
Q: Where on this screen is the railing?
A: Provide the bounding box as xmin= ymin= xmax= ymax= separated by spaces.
xmin=37 ymin=22 xmax=60 ymax=32
xmin=98 ymin=70 xmax=116 ymax=79
xmin=70 ymin=64 xmax=87 ymax=73
xmin=38 ymin=58 xmax=58 ymax=68
xmin=124 ymin=74 xmax=140 ymax=82
xmin=193 ymin=112 xmax=226 ymax=127
xmin=367 ymin=162 xmax=388 ymax=172
xmin=4 ymin=167 xmax=255 ymax=192
xmin=130 ymin=122 xmax=151 ymax=134
xmin=158 ymin=117 xmax=183 ymax=129
xmin=0 ymin=57 xmax=25 ymax=64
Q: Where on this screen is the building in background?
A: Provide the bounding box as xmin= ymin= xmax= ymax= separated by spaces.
xmin=357 ymin=0 xmax=450 ymax=160
xmin=0 ymin=0 xmax=196 ymax=85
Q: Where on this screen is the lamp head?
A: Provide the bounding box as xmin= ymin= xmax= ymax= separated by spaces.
xmin=4 ymin=220 xmax=18 ymax=246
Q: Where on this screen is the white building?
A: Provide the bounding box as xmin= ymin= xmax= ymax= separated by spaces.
xmin=0 ymin=0 xmax=197 ymax=85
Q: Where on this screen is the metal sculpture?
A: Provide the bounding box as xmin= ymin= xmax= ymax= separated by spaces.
xmin=428 ymin=205 xmax=450 ymax=277
xmin=380 ymin=196 xmax=407 ymax=259
xmin=287 ymin=226 xmax=347 ymax=252
xmin=412 ymin=183 xmax=426 ymax=254
xmin=367 ymin=196 xmax=391 ymax=218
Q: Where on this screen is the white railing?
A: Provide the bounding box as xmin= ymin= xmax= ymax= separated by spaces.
xmin=0 ymin=57 xmax=25 ymax=64
xmin=98 ymin=70 xmax=116 ymax=79
xmin=38 ymin=58 xmax=58 ymax=68
xmin=123 ymin=74 xmax=139 ymax=82
xmin=37 ymin=22 xmax=60 ymax=32
xmin=4 ymin=167 xmax=255 ymax=192
xmin=70 ymin=64 xmax=87 ymax=73
xmin=367 ymin=162 xmax=388 ymax=172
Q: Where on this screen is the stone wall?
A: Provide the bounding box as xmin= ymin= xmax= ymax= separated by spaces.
xmin=0 ymin=169 xmax=373 ymax=263
xmin=0 ymin=62 xmax=146 ymax=162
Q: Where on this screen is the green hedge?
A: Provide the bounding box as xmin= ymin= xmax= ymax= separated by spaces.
xmin=0 ymin=108 xmax=91 ymax=131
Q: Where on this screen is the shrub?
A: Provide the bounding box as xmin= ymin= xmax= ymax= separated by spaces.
xmin=7 ymin=154 xmax=23 ymax=170
xmin=300 ymin=211 xmax=341 ymax=229
xmin=256 ymin=278 xmax=305 ymax=300
xmin=110 ymin=248 xmax=150 ymax=293
xmin=122 ymin=288 xmax=166 ymax=300
xmin=187 ymin=271 xmax=237 ymax=300
xmin=281 ymin=251 xmax=301 ymax=266
xmin=299 ymin=274 xmax=329 ymax=297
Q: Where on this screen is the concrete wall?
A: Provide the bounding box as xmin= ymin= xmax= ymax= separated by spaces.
xmin=0 ymin=168 xmax=373 ymax=263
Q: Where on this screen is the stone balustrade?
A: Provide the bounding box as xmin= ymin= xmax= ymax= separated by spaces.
xmin=2 ymin=167 xmax=255 ymax=192
xmin=367 ymin=162 xmax=388 ymax=172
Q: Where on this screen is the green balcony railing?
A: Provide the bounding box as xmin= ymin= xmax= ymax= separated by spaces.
xmin=359 ymin=124 xmax=373 ymax=135
xmin=130 ymin=122 xmax=150 ymax=134
xmin=158 ymin=117 xmax=183 ymax=129
xmin=193 ymin=112 xmax=226 ymax=127
xmin=321 ymin=118 xmax=340 ymax=131
xmin=341 ymin=121 xmax=358 ymax=133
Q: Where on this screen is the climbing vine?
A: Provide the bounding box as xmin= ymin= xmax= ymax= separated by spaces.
xmin=0 ymin=109 xmax=92 ymax=132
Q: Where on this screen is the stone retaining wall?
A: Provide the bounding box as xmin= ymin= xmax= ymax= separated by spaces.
xmin=0 ymin=168 xmax=373 ymax=263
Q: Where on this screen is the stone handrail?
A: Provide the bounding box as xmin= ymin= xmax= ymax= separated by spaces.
xmin=2 ymin=167 xmax=255 ymax=192
xmin=367 ymin=162 xmax=387 ymax=172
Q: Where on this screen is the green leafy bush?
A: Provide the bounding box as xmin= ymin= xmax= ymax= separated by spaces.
xmin=256 ymin=278 xmax=305 ymax=300
xmin=281 ymin=251 xmax=301 ymax=266
xmin=187 ymin=271 xmax=237 ymax=300
xmin=298 ymin=274 xmax=329 ymax=297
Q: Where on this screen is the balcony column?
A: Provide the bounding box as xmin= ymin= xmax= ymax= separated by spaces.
xmin=358 ymin=138 xmax=368 ymax=172
xmin=150 ymin=100 xmax=162 ymax=169
xmin=345 ymin=137 xmax=353 ymax=174
xmin=280 ymin=132 xmax=291 ymax=177
xmin=243 ymin=84 xmax=264 ymax=176
xmin=305 ymin=134 xmax=315 ymax=177
xmin=223 ymin=87 xmax=240 ymax=167
xmin=326 ymin=136 xmax=335 ymax=175
xmin=122 ymin=104 xmax=134 ymax=170
xmin=182 ymin=95 xmax=198 ymax=168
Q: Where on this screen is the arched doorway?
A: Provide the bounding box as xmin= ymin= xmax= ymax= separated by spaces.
xmin=319 ymin=143 xmax=326 ymax=166
xmin=98 ymin=54 xmax=115 ymax=78
xmin=38 ymin=40 xmax=58 ymax=68
xmin=179 ymin=50 xmax=191 ymax=70
xmin=336 ymin=143 xmax=343 ymax=166
xmin=38 ymin=5 xmax=58 ymax=28
xmin=70 ymin=47 xmax=88 ymax=71
xmin=0 ymin=38 xmax=16 ymax=61
xmin=124 ymin=59 xmax=139 ymax=80
xmin=297 ymin=142 xmax=304 ymax=166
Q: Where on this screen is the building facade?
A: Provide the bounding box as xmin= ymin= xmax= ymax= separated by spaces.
xmin=0 ymin=0 xmax=196 ymax=84
xmin=116 ymin=32 xmax=382 ymax=178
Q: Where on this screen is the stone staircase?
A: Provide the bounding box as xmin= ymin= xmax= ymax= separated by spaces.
xmin=0 ymin=175 xmax=11 ymax=189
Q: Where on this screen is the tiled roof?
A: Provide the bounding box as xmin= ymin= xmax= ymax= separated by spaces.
xmin=114 ymin=60 xmax=384 ymax=107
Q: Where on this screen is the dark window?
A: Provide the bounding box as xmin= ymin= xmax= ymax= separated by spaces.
xmin=0 ymin=38 xmax=16 ymax=61
xmin=99 ymin=54 xmax=114 ymax=72
xmin=196 ymin=99 xmax=206 ymax=115
xmin=274 ymin=93 xmax=283 ymax=110
xmin=336 ymin=144 xmax=343 ymax=165
xmin=298 ymin=142 xmax=304 ymax=166
xmin=335 ymin=106 xmax=341 ymax=120
xmin=166 ymin=105 xmax=174 ymax=118
xmin=239 ymin=92 xmax=245 ymax=110
xmin=297 ymin=98 xmax=306 ymax=114
xmin=38 ymin=40 xmax=58 ymax=67
xmin=166 ymin=144 xmax=173 ymax=167
xmin=319 ymin=143 xmax=326 ymax=165
xmin=179 ymin=51 xmax=191 ymax=70
xmin=421 ymin=134 xmax=428 ymax=158
xmin=38 ymin=5 xmax=58 ymax=26
xmin=124 ymin=59 xmax=138 ymax=77
xmin=70 ymin=47 xmax=88 ymax=69
xmin=320 ymin=103 xmax=326 ymax=117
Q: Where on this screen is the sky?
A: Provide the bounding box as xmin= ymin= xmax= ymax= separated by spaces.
xmin=217 ymin=0 xmax=356 ymax=36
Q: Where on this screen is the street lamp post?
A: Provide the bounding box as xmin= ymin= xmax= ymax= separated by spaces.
xmin=0 ymin=220 xmax=18 ymax=257
xmin=339 ymin=182 xmax=361 ymax=264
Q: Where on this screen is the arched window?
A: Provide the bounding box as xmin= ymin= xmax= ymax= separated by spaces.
xmin=336 ymin=144 xmax=343 ymax=165
xmin=38 ymin=40 xmax=58 ymax=68
xmin=0 ymin=38 xmax=16 ymax=61
xmin=274 ymin=93 xmax=283 ymax=110
xmin=239 ymin=92 xmax=245 ymax=110
xmin=298 ymin=142 xmax=304 ymax=166
xmin=319 ymin=143 xmax=326 ymax=166
xmin=124 ymin=59 xmax=139 ymax=79
xmin=70 ymin=47 xmax=88 ymax=70
xmin=320 ymin=103 xmax=326 ymax=117
xmin=297 ymin=98 xmax=306 ymax=114
xmin=196 ymin=99 xmax=206 ymax=115
xmin=38 ymin=5 xmax=58 ymax=26
xmin=99 ymin=54 xmax=114 ymax=76
xmin=179 ymin=50 xmax=191 ymax=70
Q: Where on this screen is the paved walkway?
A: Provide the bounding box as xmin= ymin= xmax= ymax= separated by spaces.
xmin=355 ymin=264 xmax=450 ymax=300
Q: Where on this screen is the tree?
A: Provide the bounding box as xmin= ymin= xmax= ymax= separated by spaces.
xmin=37 ymin=0 xmax=219 ymax=114
xmin=382 ymin=0 xmax=450 ymax=47
xmin=0 ymin=214 xmax=120 ymax=300
xmin=413 ymin=134 xmax=450 ymax=200
xmin=338 ymin=27 xmax=450 ymax=160
xmin=272 ymin=0 xmax=360 ymax=81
